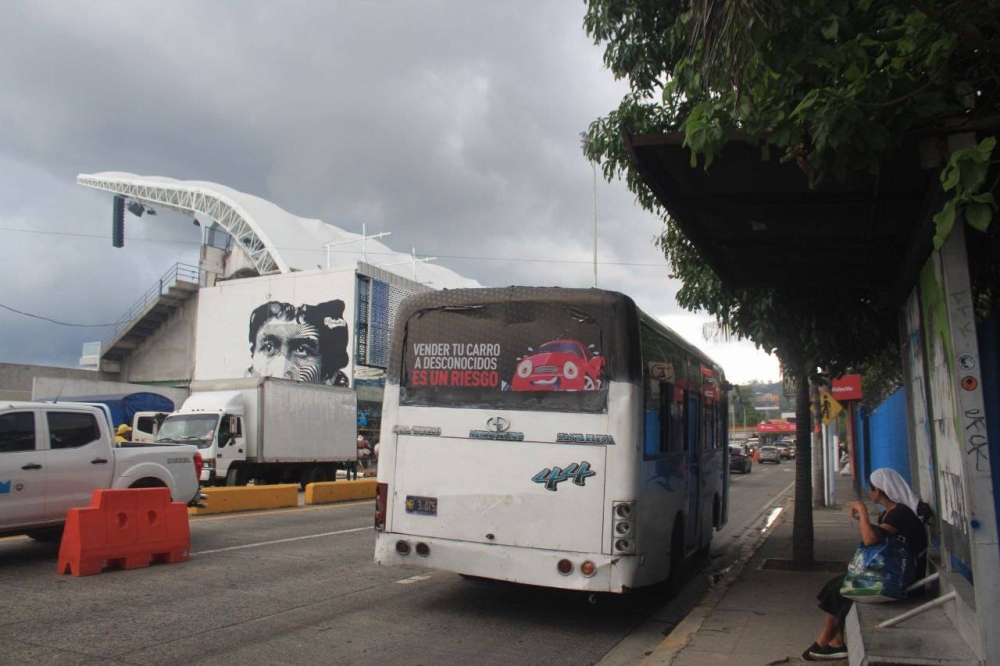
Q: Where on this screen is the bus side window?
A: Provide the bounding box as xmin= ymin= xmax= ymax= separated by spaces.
xmin=688 ymin=394 xmax=701 ymax=452
xmin=669 ymin=388 xmax=686 ymax=453
xmin=703 ymin=403 xmax=715 ymax=450
xmin=659 ymin=381 xmax=673 ymax=454
xmin=643 ymin=373 xmax=660 ymax=457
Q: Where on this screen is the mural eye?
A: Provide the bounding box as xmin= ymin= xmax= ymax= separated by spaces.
xmin=260 ymin=340 xmax=276 ymax=354
xmin=517 ymin=359 xmax=533 ymax=378
xmin=292 ymin=343 xmax=316 ymax=357
xmin=563 ymin=361 xmax=579 ymax=379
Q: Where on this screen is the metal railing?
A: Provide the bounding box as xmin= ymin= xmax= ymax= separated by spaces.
xmin=101 ymin=262 xmax=201 ymax=352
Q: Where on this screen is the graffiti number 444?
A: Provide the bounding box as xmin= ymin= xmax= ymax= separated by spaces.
xmin=532 ymin=462 xmax=596 ymax=491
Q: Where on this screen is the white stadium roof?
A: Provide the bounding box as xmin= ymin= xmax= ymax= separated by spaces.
xmin=77 ymin=172 xmax=480 ymax=290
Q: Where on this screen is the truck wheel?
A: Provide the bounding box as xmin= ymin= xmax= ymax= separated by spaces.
xmin=299 ymin=466 xmax=328 ymax=490
xmin=226 ymin=466 xmax=247 ymax=486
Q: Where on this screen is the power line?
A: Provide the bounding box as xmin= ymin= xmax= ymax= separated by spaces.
xmin=0 ymin=302 xmax=116 ymax=327
xmin=0 ymin=226 xmax=672 ymax=268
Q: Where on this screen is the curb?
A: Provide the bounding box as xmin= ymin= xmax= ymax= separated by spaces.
xmin=188 ymin=484 xmax=299 ymax=515
xmin=642 ymin=479 xmax=795 ymax=665
xmin=305 ymin=479 xmax=377 ymax=504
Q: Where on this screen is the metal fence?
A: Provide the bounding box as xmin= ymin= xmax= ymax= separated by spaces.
xmin=101 ymin=262 xmax=200 ymax=352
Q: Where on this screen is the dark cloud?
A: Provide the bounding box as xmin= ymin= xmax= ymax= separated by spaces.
xmin=0 ymin=0 xmax=778 ymax=382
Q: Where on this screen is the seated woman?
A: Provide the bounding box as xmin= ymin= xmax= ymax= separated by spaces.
xmin=804 ymin=468 xmax=930 ymax=661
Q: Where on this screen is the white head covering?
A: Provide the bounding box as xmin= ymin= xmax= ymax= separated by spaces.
xmin=870 ymin=468 xmax=921 ymax=514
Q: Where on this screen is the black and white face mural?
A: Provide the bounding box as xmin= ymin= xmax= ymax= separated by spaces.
xmin=245 ymin=300 xmax=350 ymax=387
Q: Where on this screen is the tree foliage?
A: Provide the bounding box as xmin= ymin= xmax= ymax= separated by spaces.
xmin=582 ymin=0 xmax=1000 ymax=373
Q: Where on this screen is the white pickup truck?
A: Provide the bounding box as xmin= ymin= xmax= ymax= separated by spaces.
xmin=0 ymin=401 xmax=202 ymax=540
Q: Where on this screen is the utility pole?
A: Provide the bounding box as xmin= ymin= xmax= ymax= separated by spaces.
xmin=812 ymin=377 xmax=824 ymax=508
xmin=592 ymin=159 xmax=598 ymax=288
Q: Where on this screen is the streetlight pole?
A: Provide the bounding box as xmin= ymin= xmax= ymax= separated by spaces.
xmin=580 ymin=132 xmax=598 ymax=289
xmin=591 ymin=160 xmax=597 ymax=288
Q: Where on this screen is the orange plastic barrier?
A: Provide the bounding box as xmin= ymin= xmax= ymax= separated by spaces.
xmin=57 ymin=487 xmax=191 ymax=577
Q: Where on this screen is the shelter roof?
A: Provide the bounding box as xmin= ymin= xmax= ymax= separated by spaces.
xmin=622 ymin=132 xmax=940 ymax=295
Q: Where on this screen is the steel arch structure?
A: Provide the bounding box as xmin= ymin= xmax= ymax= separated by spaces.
xmin=77 ymin=173 xmax=287 ymax=274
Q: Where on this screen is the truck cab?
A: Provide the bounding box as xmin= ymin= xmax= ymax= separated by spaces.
xmin=1 ymin=402 xmax=201 ymax=539
xmin=156 ymin=391 xmax=246 ymax=486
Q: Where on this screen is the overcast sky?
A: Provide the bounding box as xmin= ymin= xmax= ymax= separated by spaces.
xmin=0 ymin=0 xmax=780 ymax=384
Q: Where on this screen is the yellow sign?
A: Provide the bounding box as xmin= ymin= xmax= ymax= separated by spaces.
xmin=819 ymin=389 xmax=843 ymax=425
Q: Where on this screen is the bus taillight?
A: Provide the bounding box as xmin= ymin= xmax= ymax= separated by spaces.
xmin=375 ymin=482 xmax=388 ymax=531
xmin=613 ymin=501 xmax=636 ymax=554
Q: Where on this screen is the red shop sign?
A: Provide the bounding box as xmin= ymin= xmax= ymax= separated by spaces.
xmin=831 ymin=374 xmax=862 ymax=401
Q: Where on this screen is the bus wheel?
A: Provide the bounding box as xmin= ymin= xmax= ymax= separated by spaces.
xmin=665 ymin=519 xmax=685 ymax=594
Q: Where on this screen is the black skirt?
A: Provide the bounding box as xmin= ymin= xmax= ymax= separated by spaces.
xmin=817 ymin=573 xmax=852 ymax=622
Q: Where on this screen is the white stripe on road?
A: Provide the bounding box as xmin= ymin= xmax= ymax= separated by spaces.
xmin=194 ymin=526 xmax=371 ymax=555
xmin=397 ymin=574 xmax=432 ymax=585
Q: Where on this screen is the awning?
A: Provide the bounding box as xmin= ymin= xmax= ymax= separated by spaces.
xmin=623 ymin=131 xmax=941 ymax=295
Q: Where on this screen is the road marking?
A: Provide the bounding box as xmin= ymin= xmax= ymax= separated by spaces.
xmin=193 ymin=526 xmax=371 ymax=555
xmin=191 ymin=500 xmax=374 ymax=523
xmin=397 ymin=574 xmax=432 ymax=585
xmin=762 ymin=506 xmax=784 ymax=531
xmin=0 ymin=535 xmax=29 ymax=543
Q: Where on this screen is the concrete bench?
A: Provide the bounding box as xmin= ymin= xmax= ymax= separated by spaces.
xmin=845 ymin=585 xmax=979 ymax=665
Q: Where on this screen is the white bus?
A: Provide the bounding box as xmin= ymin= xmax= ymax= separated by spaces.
xmin=374 ymin=287 xmax=730 ymax=593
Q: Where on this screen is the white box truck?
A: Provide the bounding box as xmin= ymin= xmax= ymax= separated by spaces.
xmin=155 ymin=377 xmax=357 ymax=488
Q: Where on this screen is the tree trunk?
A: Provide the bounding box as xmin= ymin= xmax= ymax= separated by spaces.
xmin=792 ymin=370 xmax=815 ymax=567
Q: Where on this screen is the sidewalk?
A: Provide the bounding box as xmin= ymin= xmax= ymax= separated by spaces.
xmin=647 ymin=471 xmax=862 ymax=665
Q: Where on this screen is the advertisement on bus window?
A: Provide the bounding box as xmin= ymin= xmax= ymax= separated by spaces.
xmin=400 ymin=302 xmax=610 ymax=412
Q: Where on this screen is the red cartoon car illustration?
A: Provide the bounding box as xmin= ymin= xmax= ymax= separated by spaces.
xmin=511 ymin=339 xmax=604 ymax=391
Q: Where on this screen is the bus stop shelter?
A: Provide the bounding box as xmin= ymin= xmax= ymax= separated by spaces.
xmin=623 ymin=128 xmax=1000 ymax=662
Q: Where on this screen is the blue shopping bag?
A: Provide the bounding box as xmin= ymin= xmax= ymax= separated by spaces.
xmin=840 ymin=536 xmax=916 ymax=603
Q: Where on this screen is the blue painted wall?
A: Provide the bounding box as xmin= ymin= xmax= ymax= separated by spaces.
xmin=866 ymin=388 xmax=910 ymax=488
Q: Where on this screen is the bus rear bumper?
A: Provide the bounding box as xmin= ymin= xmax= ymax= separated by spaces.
xmin=374 ymin=532 xmax=640 ymax=593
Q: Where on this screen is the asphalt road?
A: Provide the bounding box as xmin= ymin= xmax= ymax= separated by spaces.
xmin=0 ymin=460 xmax=793 ymax=664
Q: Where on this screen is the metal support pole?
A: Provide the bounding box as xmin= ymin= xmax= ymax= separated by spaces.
xmin=822 ymin=422 xmax=831 ymax=506
xmin=877 ymin=591 xmax=957 ymax=629
xmin=812 ymin=378 xmax=824 ymax=507
xmin=828 ymin=424 xmax=837 ymax=505
xmin=905 ymin=571 xmax=940 ymax=593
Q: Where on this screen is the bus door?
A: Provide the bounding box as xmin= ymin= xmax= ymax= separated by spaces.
xmin=685 ymin=393 xmax=702 ymax=546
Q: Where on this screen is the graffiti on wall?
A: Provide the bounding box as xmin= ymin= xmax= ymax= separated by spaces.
xmin=904 ymin=291 xmax=937 ymax=511
xmin=920 ymin=252 xmax=972 ymax=571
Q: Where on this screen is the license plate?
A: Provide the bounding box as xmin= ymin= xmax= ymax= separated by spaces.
xmin=405 ymin=495 xmax=437 ymax=516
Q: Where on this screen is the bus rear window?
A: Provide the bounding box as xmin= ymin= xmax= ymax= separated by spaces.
xmin=399 ymin=302 xmax=609 ymax=413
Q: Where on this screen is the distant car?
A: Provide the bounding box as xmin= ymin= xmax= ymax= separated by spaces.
xmin=778 ymin=443 xmax=792 ymax=460
xmin=511 ymin=339 xmax=604 ymax=391
xmin=759 ymin=445 xmax=781 ymax=464
xmin=729 ymin=444 xmax=752 ymax=474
